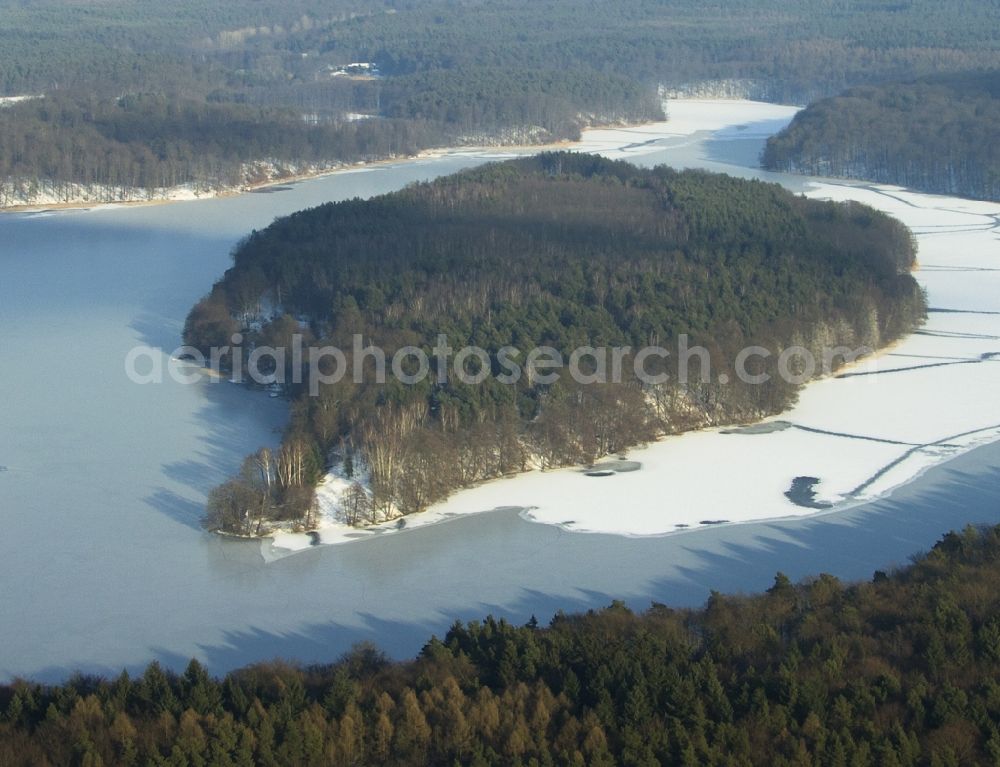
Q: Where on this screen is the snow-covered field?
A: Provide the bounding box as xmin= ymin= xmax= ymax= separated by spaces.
xmin=267 ymin=100 xmax=1000 ymax=550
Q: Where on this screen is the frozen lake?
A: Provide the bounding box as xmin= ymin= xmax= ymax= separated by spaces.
xmin=1 ymin=101 xmax=998 ymax=681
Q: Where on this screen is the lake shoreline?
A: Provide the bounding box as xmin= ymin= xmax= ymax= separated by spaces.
xmin=4 ymin=98 xmax=1000 ymax=682
xmin=261 ymin=336 xmax=921 ymax=553
xmin=0 ymin=135 xmax=590 ymax=215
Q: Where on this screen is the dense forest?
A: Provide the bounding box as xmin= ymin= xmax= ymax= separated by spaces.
xmin=3 ymin=0 xmax=1000 ymax=203
xmin=5 ymin=522 xmax=1000 ymax=765
xmin=762 ymin=71 xmax=1000 ymax=201
xmin=185 ymin=153 xmax=926 ymax=534
xmin=0 ymin=93 xmax=440 ymax=205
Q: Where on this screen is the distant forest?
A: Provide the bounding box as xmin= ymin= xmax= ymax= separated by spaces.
xmin=0 ymin=94 xmax=441 ymax=206
xmin=185 ymin=154 xmax=925 ymax=534
xmin=2 ymin=0 xmax=1000 ymax=201
xmin=5 ymin=523 xmax=1000 ymax=765
xmin=762 ymin=71 xmax=1000 ymax=201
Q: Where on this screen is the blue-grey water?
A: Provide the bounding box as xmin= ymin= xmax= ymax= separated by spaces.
xmin=0 ymin=128 xmax=997 ymax=682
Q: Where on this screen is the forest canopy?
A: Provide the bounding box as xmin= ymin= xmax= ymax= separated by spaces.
xmin=0 ymin=93 xmax=440 ymax=205
xmin=762 ymin=71 xmax=1000 ymax=201
xmin=186 ymin=153 xmax=925 ymax=534
xmin=3 ymin=0 xmax=1000 ymax=201
xmin=4 ymin=522 xmax=1000 ymax=765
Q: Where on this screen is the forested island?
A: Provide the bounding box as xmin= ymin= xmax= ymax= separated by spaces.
xmin=762 ymin=71 xmax=1000 ymax=201
xmin=184 ymin=153 xmax=926 ymax=535
xmin=3 ymin=0 xmax=1000 ymax=206
xmin=5 ymin=522 xmax=1000 ymax=765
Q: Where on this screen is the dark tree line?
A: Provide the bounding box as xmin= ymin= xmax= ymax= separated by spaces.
xmin=762 ymin=71 xmax=1000 ymax=202
xmin=5 ymin=523 xmax=1000 ymax=765
xmin=187 ymin=153 xmax=925 ymax=532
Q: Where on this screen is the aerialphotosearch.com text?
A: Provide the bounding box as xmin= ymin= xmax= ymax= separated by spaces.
xmin=125 ymin=333 xmax=875 ymax=393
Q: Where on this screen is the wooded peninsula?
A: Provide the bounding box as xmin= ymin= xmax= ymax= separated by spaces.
xmin=762 ymin=71 xmax=1000 ymax=202
xmin=184 ymin=153 xmax=926 ymax=535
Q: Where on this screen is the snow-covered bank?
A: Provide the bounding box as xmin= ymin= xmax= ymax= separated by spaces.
xmin=0 ymin=95 xmax=41 ymax=108
xmin=0 ymin=179 xmax=215 ymax=210
xmin=261 ymin=99 xmax=1000 ymax=550
xmin=0 ymin=159 xmax=370 ymax=211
